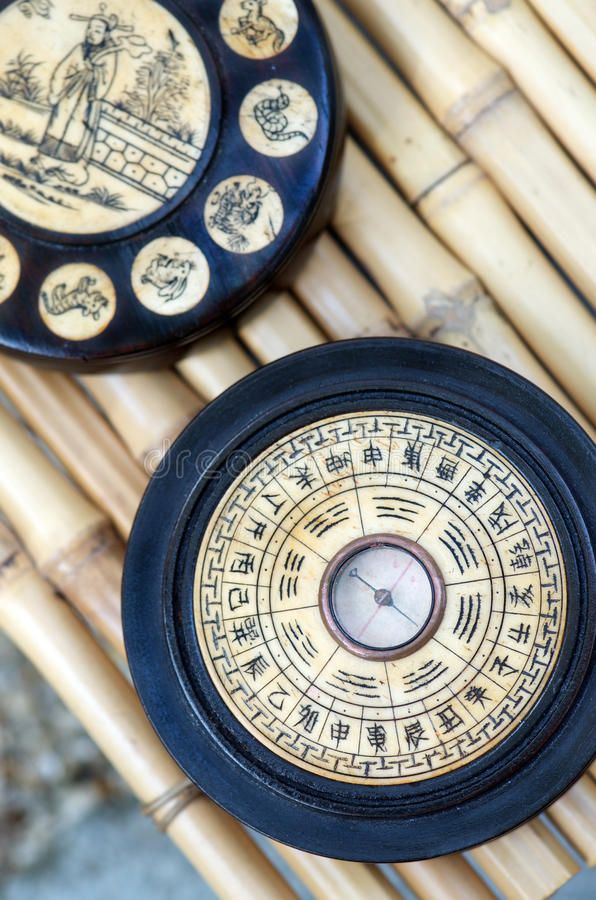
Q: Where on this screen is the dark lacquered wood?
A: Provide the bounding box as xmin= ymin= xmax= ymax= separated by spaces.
xmin=0 ymin=0 xmax=343 ymax=369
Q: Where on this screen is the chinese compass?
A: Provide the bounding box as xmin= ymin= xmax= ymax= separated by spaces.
xmin=123 ymin=340 xmax=595 ymax=860
xmin=0 ymin=0 xmax=341 ymax=367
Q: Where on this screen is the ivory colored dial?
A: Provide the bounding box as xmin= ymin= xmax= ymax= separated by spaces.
xmin=193 ymin=412 xmax=567 ymax=784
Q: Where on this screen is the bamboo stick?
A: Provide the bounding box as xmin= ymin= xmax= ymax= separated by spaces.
xmin=316 ymin=0 xmax=467 ymax=203
xmin=0 ymin=384 xmax=400 ymax=900
xmin=315 ymin=0 xmax=596 ymax=423
xmin=0 ymin=524 xmax=295 ymax=900
xmin=547 ymin=777 xmax=596 ymax=866
xmin=293 ymin=232 xmax=409 ymax=339
xmin=394 ymin=855 xmax=493 ymax=899
xmin=333 ymin=139 xmax=593 ymax=431
xmin=438 ymin=0 xmax=596 ymax=181
xmin=177 ymin=328 xmax=255 ymax=401
xmin=527 ymin=0 xmax=596 ymax=82
xmin=80 ymin=371 xmax=202 ymax=471
xmin=341 ymin=0 xmax=596 ymax=308
xmin=470 ymin=820 xmax=578 ymax=900
xmin=237 ymin=291 xmax=326 ymax=362
xmin=0 ymin=359 xmax=146 ymax=540
xmin=272 ymin=845 xmax=401 ymax=899
xmin=0 ymin=404 xmax=123 ymax=654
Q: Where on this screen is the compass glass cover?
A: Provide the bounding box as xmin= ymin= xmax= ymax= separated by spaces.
xmin=329 ymin=542 xmax=436 ymax=652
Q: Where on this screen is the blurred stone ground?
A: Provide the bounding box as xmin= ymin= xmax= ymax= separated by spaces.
xmin=0 ymin=635 xmax=122 ymax=877
xmin=1 ymin=634 xmax=594 ymax=898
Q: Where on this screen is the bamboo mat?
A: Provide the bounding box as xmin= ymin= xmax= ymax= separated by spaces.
xmin=0 ymin=1 xmax=595 ymax=898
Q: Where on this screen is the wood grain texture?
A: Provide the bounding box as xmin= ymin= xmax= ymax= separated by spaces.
xmin=527 ymin=0 xmax=596 ymax=81
xmin=439 ymin=0 xmax=596 ymax=182
xmin=0 ymin=524 xmax=295 ymax=900
xmin=395 ymin=854 xmax=493 ymax=900
xmin=0 ymin=358 xmax=146 ymax=538
xmin=548 ymin=776 xmax=596 ymax=866
xmin=80 ymin=370 xmax=202 ymax=469
xmin=333 ymin=140 xmax=592 ymax=432
xmin=272 ymin=844 xmax=401 ymax=899
xmin=237 ymin=290 xmax=325 ymax=361
xmin=342 ymin=0 xmax=596 ymax=309
xmin=471 ymin=820 xmax=578 ymax=900
xmin=44 ymin=522 xmax=126 ymax=656
xmin=0 ymin=403 xmax=124 ymax=650
xmin=317 ymin=0 xmax=596 ymax=424
xmin=0 ymin=403 xmax=104 ymax=570
xmin=293 ymin=232 xmax=408 ymax=339
xmin=177 ymin=328 xmax=255 ymax=400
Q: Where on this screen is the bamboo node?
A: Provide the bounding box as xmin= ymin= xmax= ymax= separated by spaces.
xmin=0 ymin=538 xmax=29 ymax=589
xmin=445 ymin=72 xmax=514 ymax=137
xmin=412 ymin=159 xmax=474 ymax=208
xmin=142 ymin=779 xmax=204 ymax=832
xmin=448 ymin=0 xmax=512 ymax=16
xmin=43 ymin=521 xmax=118 ymax=588
xmin=419 ymin=285 xmax=491 ymax=342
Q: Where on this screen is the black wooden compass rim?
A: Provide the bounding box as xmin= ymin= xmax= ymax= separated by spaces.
xmin=123 ymin=339 xmax=596 ymax=860
xmin=0 ymin=0 xmax=344 ymax=369
xmin=166 ymin=376 xmax=590 ymax=812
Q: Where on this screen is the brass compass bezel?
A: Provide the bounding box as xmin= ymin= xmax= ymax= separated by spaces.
xmin=319 ymin=533 xmax=446 ymax=660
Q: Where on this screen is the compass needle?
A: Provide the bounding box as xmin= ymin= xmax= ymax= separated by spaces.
xmin=388 ymin=602 xmax=419 ymax=628
xmin=124 ymin=340 xmax=595 ymax=862
xmin=349 ymin=568 xmax=378 ymax=594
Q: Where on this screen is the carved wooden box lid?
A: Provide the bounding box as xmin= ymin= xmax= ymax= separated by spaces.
xmin=0 ymin=0 xmax=342 ymax=367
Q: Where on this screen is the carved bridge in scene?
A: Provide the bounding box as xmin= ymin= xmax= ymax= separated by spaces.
xmin=91 ymin=102 xmax=202 ymax=202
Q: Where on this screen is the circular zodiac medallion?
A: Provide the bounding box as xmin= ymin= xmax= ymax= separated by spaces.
xmin=131 ymin=237 xmax=210 ymax=316
xmin=124 ymin=341 xmax=595 ymax=859
xmin=205 ymin=175 xmax=284 ymax=253
xmin=0 ymin=0 xmax=342 ymax=367
xmin=239 ymin=80 xmax=318 ymax=157
xmin=39 ymin=263 xmax=116 ymax=339
xmin=219 ymin=0 xmax=299 ymax=59
xmin=0 ymin=234 xmax=20 ymax=303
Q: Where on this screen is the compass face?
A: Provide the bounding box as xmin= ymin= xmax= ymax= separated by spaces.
xmin=193 ymin=411 xmax=567 ymax=785
xmin=124 ymin=340 xmax=595 ymax=860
